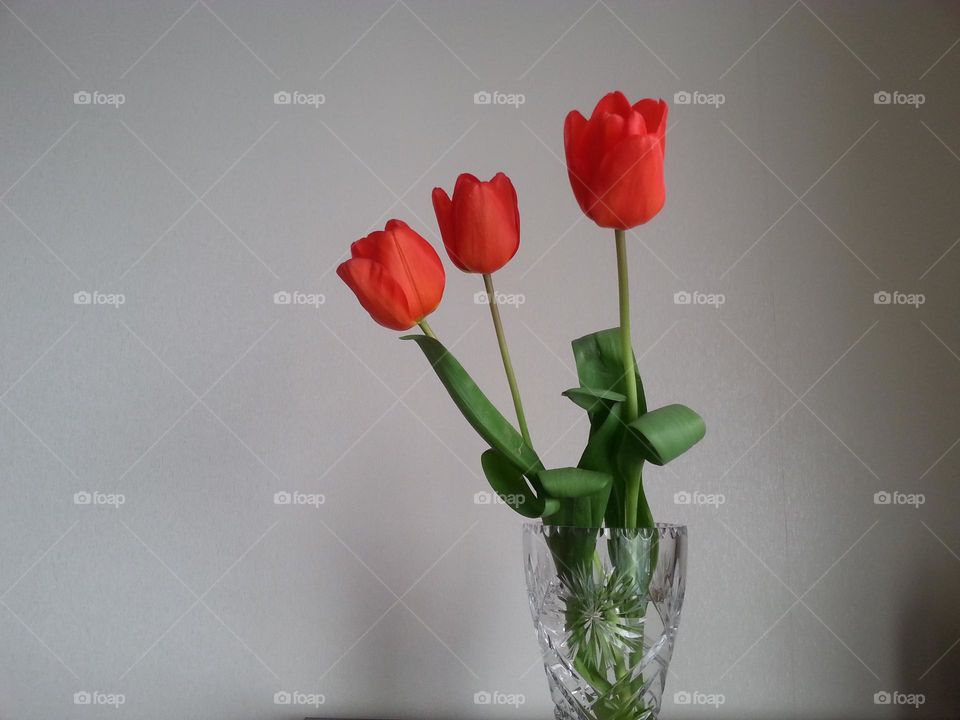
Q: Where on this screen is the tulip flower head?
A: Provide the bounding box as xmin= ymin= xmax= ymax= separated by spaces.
xmin=564 ymin=92 xmax=667 ymax=230
xmin=337 ymin=219 xmax=445 ymax=331
xmin=432 ymin=172 xmax=520 ymax=274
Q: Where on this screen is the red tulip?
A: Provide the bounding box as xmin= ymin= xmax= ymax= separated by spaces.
xmin=432 ymin=172 xmax=520 ymax=274
xmin=564 ymin=92 xmax=667 ymax=230
xmin=337 ymin=220 xmax=445 ymax=331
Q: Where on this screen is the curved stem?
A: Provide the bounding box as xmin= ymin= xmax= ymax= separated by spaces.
xmin=615 ymin=229 xmax=639 ymax=424
xmin=417 ymin=318 xmax=437 ymax=339
xmin=483 ymin=273 xmax=532 ymax=447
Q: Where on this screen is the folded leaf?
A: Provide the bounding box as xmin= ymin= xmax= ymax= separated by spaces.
xmin=480 ymin=449 xmax=555 ymax=518
xmin=561 ymin=387 xmax=626 ymax=413
xmin=403 ymin=335 xmax=543 ymax=476
xmin=538 ymin=467 xmax=612 ymax=498
xmin=571 ymin=328 xmax=647 ymax=416
xmin=625 ymin=404 xmax=706 ymax=466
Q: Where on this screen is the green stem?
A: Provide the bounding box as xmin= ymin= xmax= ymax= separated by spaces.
xmin=482 ymin=273 xmax=532 ymax=448
xmin=616 ymin=229 xmax=641 ymax=529
xmin=417 ymin=318 xmax=437 ymax=339
xmin=625 ymin=475 xmax=640 ymax=530
xmin=615 ymin=229 xmax=639 ymax=423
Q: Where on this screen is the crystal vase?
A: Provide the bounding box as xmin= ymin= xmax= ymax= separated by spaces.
xmin=523 ymin=523 xmax=687 ymax=720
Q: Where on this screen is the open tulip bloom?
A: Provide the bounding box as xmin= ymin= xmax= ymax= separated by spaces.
xmin=339 ymin=91 xmax=704 ymax=718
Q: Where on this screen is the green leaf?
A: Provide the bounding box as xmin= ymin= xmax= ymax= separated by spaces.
xmin=542 ymin=498 xmax=561 ymax=517
xmin=569 ymin=328 xmax=648 ymax=528
xmin=403 ymin=335 xmax=543 ymax=476
xmin=480 ymin=449 xmax=555 ymax=518
xmin=561 ymin=387 xmax=626 ymax=413
xmin=625 ymin=404 xmax=706 ymax=466
xmin=538 ymin=467 xmax=612 ymax=499
xmin=576 ymin=403 xmax=625 ymax=527
xmin=571 ymin=328 xmax=647 ymax=416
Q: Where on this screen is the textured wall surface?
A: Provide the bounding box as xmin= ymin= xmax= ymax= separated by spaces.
xmin=1 ymin=1 xmax=959 ymax=718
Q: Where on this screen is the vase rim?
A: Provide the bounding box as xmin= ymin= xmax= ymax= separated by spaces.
xmin=522 ymin=521 xmax=686 ymax=534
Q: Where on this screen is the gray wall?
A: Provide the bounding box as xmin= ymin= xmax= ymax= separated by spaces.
xmin=1 ymin=1 xmax=959 ymax=718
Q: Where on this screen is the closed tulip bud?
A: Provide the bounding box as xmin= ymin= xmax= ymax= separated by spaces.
xmin=564 ymin=92 xmax=667 ymax=230
xmin=432 ymin=172 xmax=520 ymax=274
xmin=337 ymin=219 xmax=444 ymax=331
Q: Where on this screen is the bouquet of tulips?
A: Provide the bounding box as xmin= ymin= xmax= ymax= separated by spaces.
xmin=339 ymin=91 xmax=705 ymax=532
xmin=340 ymin=91 xmax=703 ymax=718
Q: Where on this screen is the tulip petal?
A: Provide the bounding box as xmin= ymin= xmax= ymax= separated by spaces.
xmin=453 ymin=172 xmax=481 ymax=199
xmin=564 ymin=110 xmax=588 ymax=154
xmin=634 ymin=98 xmax=668 ymax=150
xmin=564 ymin=112 xmax=595 ymax=216
xmin=450 ymin=178 xmax=519 ymax=273
xmin=591 ymin=134 xmax=665 ymax=229
xmin=349 ymin=236 xmax=377 ymax=259
xmin=575 ymin=112 xmax=626 ymax=204
xmin=431 ymin=188 xmax=453 ymax=244
xmin=591 ymin=91 xmax=632 ymax=119
xmin=337 ymin=258 xmax=416 ymax=330
xmin=349 ymin=221 xmax=445 ymax=320
xmin=382 ymin=220 xmax=445 ymax=317
xmin=490 ymin=172 xmax=520 ymax=237
xmin=432 ymin=186 xmax=468 ymax=271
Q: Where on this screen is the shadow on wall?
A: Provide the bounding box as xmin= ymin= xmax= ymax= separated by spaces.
xmin=900 ymin=551 xmax=960 ymax=718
